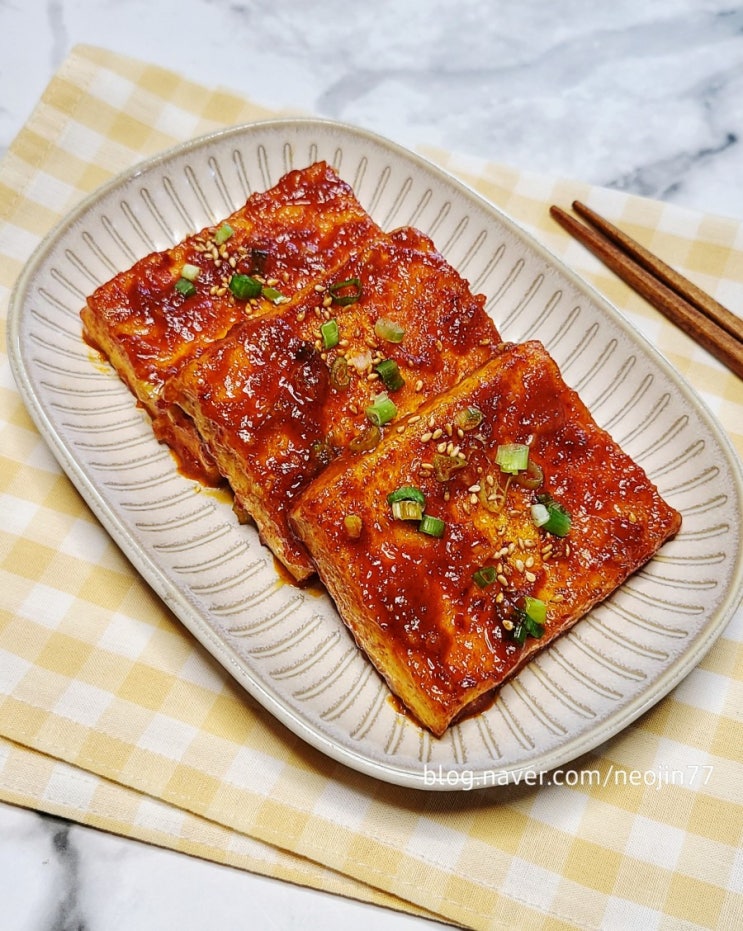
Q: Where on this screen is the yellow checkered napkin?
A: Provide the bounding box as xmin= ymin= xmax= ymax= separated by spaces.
xmin=1 ymin=45 xmax=742 ymax=930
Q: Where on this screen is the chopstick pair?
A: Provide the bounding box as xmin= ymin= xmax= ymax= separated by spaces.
xmin=550 ymin=201 xmax=743 ymax=380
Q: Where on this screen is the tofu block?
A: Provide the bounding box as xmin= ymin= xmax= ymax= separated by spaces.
xmin=290 ymin=340 xmax=682 ymax=736
xmin=81 ymin=161 xmax=383 ymax=482
xmin=165 ymin=226 xmax=500 ymax=580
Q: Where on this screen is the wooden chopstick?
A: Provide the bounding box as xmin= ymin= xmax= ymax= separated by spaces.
xmin=549 ymin=202 xmax=743 ymax=380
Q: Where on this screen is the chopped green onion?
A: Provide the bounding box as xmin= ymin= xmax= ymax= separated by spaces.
xmin=180 ymin=263 xmax=201 ymax=281
xmin=530 ymin=502 xmax=550 ymax=528
xmin=262 ymin=286 xmax=286 ymax=304
xmin=174 ymin=277 xmax=197 ymax=298
xmin=374 ymin=359 xmax=405 ymax=392
xmin=391 ymin=499 xmax=424 ymax=521
xmin=329 ymin=277 xmax=362 ymax=306
xmin=511 ymin=600 xmax=546 ymax=645
xmin=349 ymin=423 xmax=381 ymax=453
xmin=320 ymin=319 xmax=340 ymax=349
xmin=387 ymin=486 xmax=426 ymax=507
xmin=330 ymin=356 xmax=351 ymax=390
xmin=418 ymin=514 xmax=446 ymax=538
xmin=214 ymin=222 xmax=234 ymax=244
xmin=433 ymin=453 xmax=467 ymax=482
xmin=473 ymin=566 xmax=497 ymax=589
xmin=524 ymin=596 xmax=547 ymax=625
xmin=229 ymin=274 xmax=262 ymax=300
xmin=454 ymin=406 xmax=483 ymax=432
xmin=511 ymin=613 xmax=545 ymax=645
xmin=366 ymin=392 xmax=397 ymax=427
xmin=374 ymin=317 xmax=405 ymax=343
xmin=537 ymin=493 xmax=572 ymax=537
xmin=344 ymin=514 xmax=363 ymax=539
xmin=513 ymin=459 xmax=544 ymax=490
xmin=496 ymin=443 xmax=530 ymax=474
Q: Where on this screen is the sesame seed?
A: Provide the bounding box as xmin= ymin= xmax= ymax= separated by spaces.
xmin=314 ymin=283 xmax=325 ymax=293
xmin=515 ymin=558 xmax=525 ymax=573
xmin=502 ymin=618 xmax=514 ymax=630
xmin=432 ymin=428 xmax=443 ymax=440
xmin=437 ymin=442 xmax=448 ymax=454
xmin=409 ymin=415 xmax=421 ymax=424
xmin=497 ymin=574 xmax=508 ymax=586
xmin=421 ymin=431 xmax=433 ymax=443
xmin=468 ymin=484 xmax=481 ymax=494
xmin=445 ymin=423 xmax=453 ymax=436
xmin=525 ymin=570 xmax=537 ymax=583
xmin=420 ymin=462 xmax=435 ymax=471
xmin=415 ymin=379 xmax=424 ymax=392
xmin=322 ymin=295 xmax=333 ymax=308
xmin=525 ymin=555 xmax=535 ymax=568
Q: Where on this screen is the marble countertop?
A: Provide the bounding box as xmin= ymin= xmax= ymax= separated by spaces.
xmin=1 ymin=1 xmax=741 ymax=928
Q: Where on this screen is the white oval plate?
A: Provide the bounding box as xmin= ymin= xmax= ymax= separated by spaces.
xmin=8 ymin=118 xmax=743 ymax=790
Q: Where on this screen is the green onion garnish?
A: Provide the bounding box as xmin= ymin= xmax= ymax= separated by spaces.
xmin=229 ymin=274 xmax=262 ymax=300
xmin=330 ymin=356 xmax=351 ymax=390
xmin=214 ymin=222 xmax=234 ymax=244
xmin=366 ymin=392 xmax=397 ymax=427
xmin=524 ymin=595 xmax=547 ymax=625
xmin=262 ymin=286 xmax=286 ymax=304
xmin=530 ymin=502 xmax=550 ymax=528
xmin=454 ymin=406 xmax=483 ymax=432
xmin=180 ymin=263 xmax=201 ymax=281
xmin=320 ymin=319 xmax=340 ymax=349
xmin=348 ymin=423 xmax=381 ymax=453
xmin=496 ymin=443 xmax=530 ymax=474
xmin=418 ymin=514 xmax=446 ymax=538
xmin=511 ymin=612 xmax=545 ymax=645
xmin=433 ymin=453 xmax=467 ymax=482
xmin=387 ymin=486 xmax=426 ymax=506
xmin=374 ymin=317 xmax=405 ymax=343
xmin=329 ymin=277 xmax=362 ymax=306
xmin=174 ymin=277 xmax=197 ymax=298
xmin=513 ymin=459 xmax=544 ymax=490
xmin=511 ymin=598 xmax=547 ymax=645
xmin=374 ymin=359 xmax=405 ymax=392
xmin=391 ymin=499 xmax=424 ymax=521
xmin=536 ymin=493 xmax=572 ymax=537
xmin=473 ymin=566 xmax=497 ymax=589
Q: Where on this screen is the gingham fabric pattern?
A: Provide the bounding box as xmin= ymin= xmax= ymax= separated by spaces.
xmin=1 ymin=45 xmax=741 ymax=931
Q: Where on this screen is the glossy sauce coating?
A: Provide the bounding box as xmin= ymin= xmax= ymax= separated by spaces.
xmin=166 ymin=226 xmax=500 ymax=578
xmin=290 ymin=341 xmax=682 ymax=735
xmin=81 ymin=161 xmax=383 ymax=406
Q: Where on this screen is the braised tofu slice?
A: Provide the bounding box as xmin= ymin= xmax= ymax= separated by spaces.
xmin=81 ymin=161 xmax=383 ymax=482
xmin=290 ymin=341 xmax=682 ymax=736
xmin=165 ymin=226 xmax=500 ymax=580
